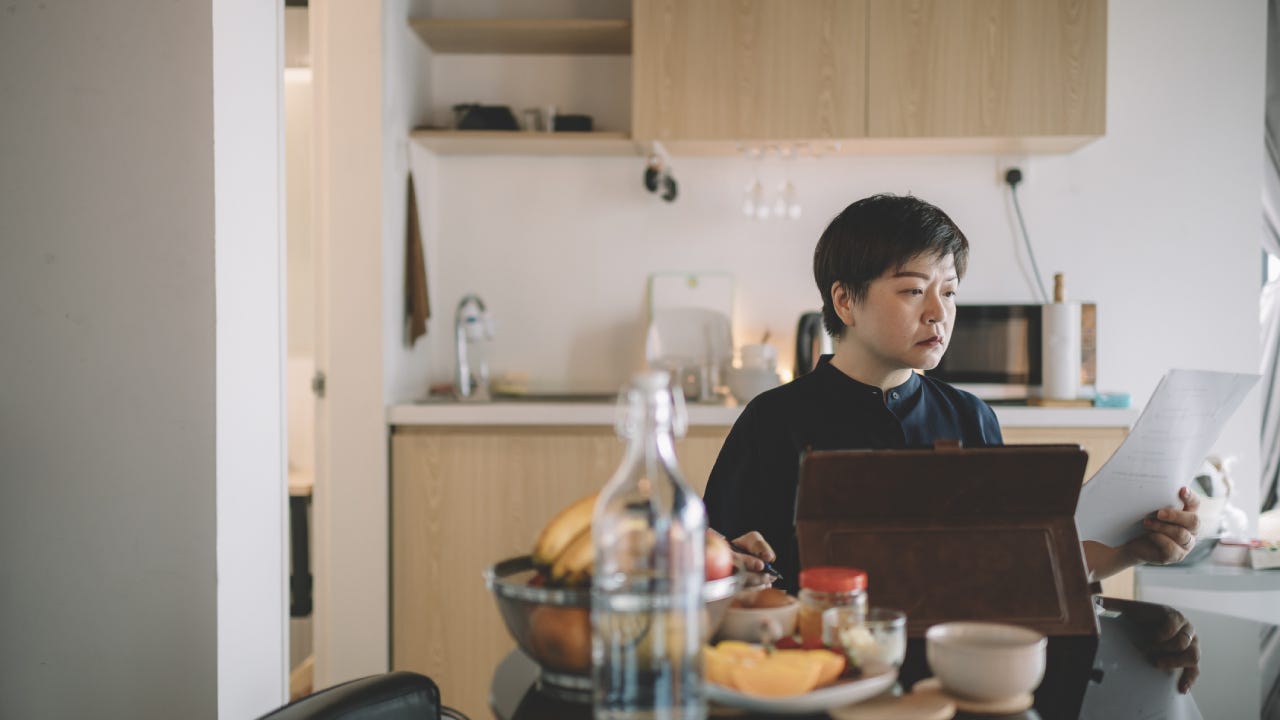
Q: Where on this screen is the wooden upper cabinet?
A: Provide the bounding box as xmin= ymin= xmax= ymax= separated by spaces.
xmin=867 ymin=0 xmax=1106 ymax=140
xmin=632 ymin=0 xmax=868 ymax=142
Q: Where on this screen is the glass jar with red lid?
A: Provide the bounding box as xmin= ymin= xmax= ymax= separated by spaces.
xmin=796 ymin=566 xmax=868 ymax=646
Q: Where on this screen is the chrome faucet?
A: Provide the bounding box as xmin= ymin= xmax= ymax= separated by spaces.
xmin=454 ymin=294 xmax=493 ymax=401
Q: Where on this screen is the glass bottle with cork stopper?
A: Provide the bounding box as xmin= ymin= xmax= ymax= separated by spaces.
xmin=796 ymin=566 xmax=868 ymax=646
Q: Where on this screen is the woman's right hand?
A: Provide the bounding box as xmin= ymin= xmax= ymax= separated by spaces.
xmin=729 ymin=531 xmax=776 ymax=574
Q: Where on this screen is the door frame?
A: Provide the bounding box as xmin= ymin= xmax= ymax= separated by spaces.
xmin=213 ymin=0 xmax=289 ymax=715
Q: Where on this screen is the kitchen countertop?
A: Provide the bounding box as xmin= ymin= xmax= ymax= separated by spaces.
xmin=387 ymin=399 xmax=1139 ymax=428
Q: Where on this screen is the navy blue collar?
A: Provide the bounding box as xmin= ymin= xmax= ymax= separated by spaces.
xmin=815 ymin=355 xmax=923 ymax=399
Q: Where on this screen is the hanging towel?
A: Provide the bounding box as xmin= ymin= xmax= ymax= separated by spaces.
xmin=405 ymin=172 xmax=431 ymax=345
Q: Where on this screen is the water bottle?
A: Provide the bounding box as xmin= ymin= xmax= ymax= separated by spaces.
xmin=592 ymin=371 xmax=707 ymax=720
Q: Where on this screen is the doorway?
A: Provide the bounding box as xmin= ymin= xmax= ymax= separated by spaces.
xmin=284 ymin=0 xmax=317 ymax=700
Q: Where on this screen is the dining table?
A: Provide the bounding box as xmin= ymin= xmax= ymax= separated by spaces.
xmin=488 ymin=596 xmax=1212 ymax=720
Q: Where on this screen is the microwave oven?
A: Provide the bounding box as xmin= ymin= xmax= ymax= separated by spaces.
xmin=925 ymin=304 xmax=1096 ymax=401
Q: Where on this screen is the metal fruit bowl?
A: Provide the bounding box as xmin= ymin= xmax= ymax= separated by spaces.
xmin=484 ymin=555 xmax=741 ymax=699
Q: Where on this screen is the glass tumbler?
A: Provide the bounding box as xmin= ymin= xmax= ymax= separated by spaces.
xmin=823 ymin=606 xmax=907 ymax=668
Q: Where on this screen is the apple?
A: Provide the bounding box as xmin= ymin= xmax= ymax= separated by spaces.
xmin=706 ymin=531 xmax=734 ymax=581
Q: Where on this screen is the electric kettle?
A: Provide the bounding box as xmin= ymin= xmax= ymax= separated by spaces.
xmin=794 ymin=312 xmax=835 ymax=378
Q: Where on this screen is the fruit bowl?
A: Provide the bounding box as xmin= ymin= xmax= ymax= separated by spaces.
xmin=485 ymin=554 xmax=741 ymax=700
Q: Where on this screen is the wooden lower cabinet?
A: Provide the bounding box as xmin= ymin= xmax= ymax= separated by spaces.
xmin=390 ymin=423 xmax=1127 ymax=718
xmin=1002 ymin=426 xmax=1133 ymax=602
xmin=1002 ymin=426 xmax=1126 ymax=486
xmin=390 ymin=426 xmax=728 ymax=718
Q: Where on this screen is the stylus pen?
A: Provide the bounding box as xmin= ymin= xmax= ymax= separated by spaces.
xmin=727 ymin=540 xmax=783 ymax=580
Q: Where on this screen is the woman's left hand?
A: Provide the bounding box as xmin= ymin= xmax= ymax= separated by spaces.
xmin=1125 ymin=487 xmax=1201 ymax=565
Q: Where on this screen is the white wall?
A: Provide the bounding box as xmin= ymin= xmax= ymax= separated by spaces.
xmin=385 ymin=0 xmax=436 ymax=404
xmin=397 ymin=0 xmax=1267 ymax=517
xmin=0 ymin=2 xmax=218 ymax=715
xmin=0 ymin=1 xmax=286 ymax=717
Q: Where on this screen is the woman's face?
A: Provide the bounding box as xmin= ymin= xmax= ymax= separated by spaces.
xmin=841 ymin=252 xmax=958 ymax=374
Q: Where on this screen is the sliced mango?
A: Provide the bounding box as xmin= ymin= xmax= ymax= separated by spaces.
xmin=809 ymin=649 xmax=846 ymax=685
xmin=714 ymin=640 xmax=767 ymax=663
xmin=702 ymin=646 xmax=737 ymax=688
xmin=729 ymin=654 xmax=823 ymax=697
xmin=770 ymin=648 xmax=845 ymax=685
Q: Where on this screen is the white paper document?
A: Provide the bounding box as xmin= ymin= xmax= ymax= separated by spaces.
xmin=1075 ymin=369 xmax=1259 ymax=547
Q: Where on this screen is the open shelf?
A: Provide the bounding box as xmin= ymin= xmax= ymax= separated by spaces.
xmin=409 ymin=130 xmax=638 ymax=157
xmin=408 ymin=18 xmax=631 ymax=55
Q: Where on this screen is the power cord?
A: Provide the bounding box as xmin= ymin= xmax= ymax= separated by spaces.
xmin=1005 ymin=168 xmax=1050 ymax=304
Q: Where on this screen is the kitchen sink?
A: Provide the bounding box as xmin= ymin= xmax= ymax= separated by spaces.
xmin=490 ymin=390 xmax=617 ymax=403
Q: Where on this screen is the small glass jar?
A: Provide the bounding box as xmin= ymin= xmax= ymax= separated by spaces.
xmin=796 ymin=566 xmax=867 ymax=645
xmin=823 ymin=606 xmax=907 ymax=668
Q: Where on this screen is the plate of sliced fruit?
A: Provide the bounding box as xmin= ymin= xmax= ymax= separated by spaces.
xmin=703 ymin=641 xmax=897 ymax=715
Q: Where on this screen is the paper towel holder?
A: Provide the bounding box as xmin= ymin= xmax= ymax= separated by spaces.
xmin=1042 ymin=273 xmax=1083 ymax=400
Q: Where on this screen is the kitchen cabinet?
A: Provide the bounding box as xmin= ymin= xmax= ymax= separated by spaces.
xmin=632 ymin=0 xmax=868 ymax=143
xmin=390 ymin=419 xmax=1128 ymax=718
xmin=1002 ymin=426 xmax=1123 ymax=487
xmin=390 ymin=425 xmax=727 ymax=719
xmin=409 ymin=1 xmax=1106 ymax=156
xmin=867 ymin=0 xmax=1107 ymax=143
xmin=630 ymin=0 xmax=1106 ymax=153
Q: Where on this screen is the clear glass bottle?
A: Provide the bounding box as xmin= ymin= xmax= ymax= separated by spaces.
xmin=592 ymin=371 xmax=707 ymax=720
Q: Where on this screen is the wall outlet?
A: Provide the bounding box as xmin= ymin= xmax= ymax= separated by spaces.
xmin=997 ymin=156 xmax=1029 ymax=188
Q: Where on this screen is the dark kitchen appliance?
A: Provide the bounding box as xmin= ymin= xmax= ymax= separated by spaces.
xmin=794 ymin=311 xmax=834 ymax=378
xmin=453 ymin=103 xmax=519 ymax=131
xmin=552 ymin=114 xmax=593 ymax=132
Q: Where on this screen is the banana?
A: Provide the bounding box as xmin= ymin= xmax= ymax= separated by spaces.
xmin=532 ymin=492 xmax=598 ymax=569
xmin=549 ymin=527 xmax=594 ymax=587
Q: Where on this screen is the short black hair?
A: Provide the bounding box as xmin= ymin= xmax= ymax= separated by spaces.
xmin=813 ymin=193 xmax=969 ymax=337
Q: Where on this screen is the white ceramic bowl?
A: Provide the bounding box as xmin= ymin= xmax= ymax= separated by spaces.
xmin=724 ymin=366 xmax=780 ymax=405
xmin=925 ymin=622 xmax=1047 ymax=701
xmin=737 ymin=343 xmax=778 ymax=370
xmin=715 ymin=596 xmax=801 ymax=643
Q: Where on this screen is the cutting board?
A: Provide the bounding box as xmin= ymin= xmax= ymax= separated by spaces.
xmin=647 ymin=272 xmax=735 ymax=321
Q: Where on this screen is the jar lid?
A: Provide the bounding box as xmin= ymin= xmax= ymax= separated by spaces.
xmin=799 ymin=566 xmax=867 ymax=593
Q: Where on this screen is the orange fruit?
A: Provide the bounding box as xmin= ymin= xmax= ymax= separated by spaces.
xmin=715 ymin=640 xmax=767 ymax=663
xmin=702 ymin=646 xmax=739 ymax=688
xmin=809 ymin=649 xmax=846 ymax=685
xmin=729 ymin=654 xmax=823 ymax=697
xmin=528 ymin=605 xmax=591 ymax=673
xmin=770 ymin=650 xmax=826 ymax=674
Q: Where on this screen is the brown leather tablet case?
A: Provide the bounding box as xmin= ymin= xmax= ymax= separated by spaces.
xmin=795 ymin=443 xmax=1100 ymax=720
xmin=796 ymin=443 xmax=1097 ymax=639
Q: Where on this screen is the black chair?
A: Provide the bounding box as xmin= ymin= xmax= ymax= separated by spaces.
xmin=258 ymin=671 xmax=467 ymax=720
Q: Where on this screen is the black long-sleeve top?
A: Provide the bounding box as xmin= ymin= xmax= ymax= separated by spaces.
xmin=703 ymin=356 xmax=1004 ymax=593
